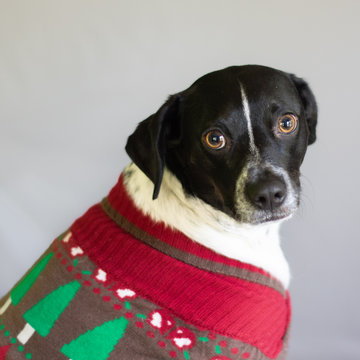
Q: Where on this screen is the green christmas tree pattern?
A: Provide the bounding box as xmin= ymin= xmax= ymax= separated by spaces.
xmin=61 ymin=317 xmax=128 ymax=360
xmin=17 ymin=280 xmax=81 ymax=344
xmin=0 ymin=252 xmax=53 ymax=315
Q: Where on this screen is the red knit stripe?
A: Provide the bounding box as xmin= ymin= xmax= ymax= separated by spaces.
xmin=107 ymin=175 xmax=274 ymax=279
xmin=71 ymin=204 xmax=289 ymax=359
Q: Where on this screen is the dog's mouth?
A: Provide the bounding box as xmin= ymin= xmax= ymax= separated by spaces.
xmin=233 ymin=185 xmax=300 ymax=224
xmin=233 ymin=163 xmax=300 ymax=225
xmin=236 ymin=206 xmax=296 ymax=225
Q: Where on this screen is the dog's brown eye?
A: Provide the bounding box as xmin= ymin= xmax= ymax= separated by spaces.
xmin=278 ymin=114 xmax=297 ymax=134
xmin=203 ymin=129 xmax=226 ymax=150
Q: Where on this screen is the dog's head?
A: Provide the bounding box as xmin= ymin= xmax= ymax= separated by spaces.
xmin=126 ymin=65 xmax=317 ymax=224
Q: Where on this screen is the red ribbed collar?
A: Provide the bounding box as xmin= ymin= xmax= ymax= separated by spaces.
xmin=70 ymin=174 xmax=291 ymax=359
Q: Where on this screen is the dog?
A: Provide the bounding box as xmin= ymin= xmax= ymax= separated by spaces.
xmin=0 ymin=65 xmax=317 ymax=360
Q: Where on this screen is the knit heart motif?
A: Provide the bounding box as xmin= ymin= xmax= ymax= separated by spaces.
xmin=173 ymin=337 xmax=191 ymax=348
xmin=115 ymin=288 xmax=136 ymax=300
xmin=148 ymin=309 xmax=175 ymax=334
xmin=149 ymin=312 xmax=162 ymax=328
xmin=94 ymin=269 xmax=107 ymax=283
xmin=70 ymin=246 xmax=84 ymax=257
xmin=168 ymin=327 xmax=196 ymax=350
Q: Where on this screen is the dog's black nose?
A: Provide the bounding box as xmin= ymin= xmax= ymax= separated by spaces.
xmin=245 ymin=178 xmax=287 ymax=211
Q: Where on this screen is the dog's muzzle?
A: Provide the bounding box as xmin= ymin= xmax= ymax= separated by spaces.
xmin=234 ymin=163 xmax=298 ymax=224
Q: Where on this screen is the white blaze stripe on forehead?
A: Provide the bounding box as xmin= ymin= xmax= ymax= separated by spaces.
xmin=240 ymin=83 xmax=260 ymax=158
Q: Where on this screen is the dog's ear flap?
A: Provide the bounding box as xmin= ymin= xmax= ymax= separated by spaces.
xmin=125 ymin=94 xmax=182 ymax=200
xmin=289 ymin=74 xmax=318 ymax=145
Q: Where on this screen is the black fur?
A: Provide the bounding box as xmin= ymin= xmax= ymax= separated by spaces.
xmin=288 ymin=74 xmax=318 ymax=145
xmin=126 ymin=95 xmax=182 ymax=199
xmin=125 ymin=65 xmax=317 ymax=222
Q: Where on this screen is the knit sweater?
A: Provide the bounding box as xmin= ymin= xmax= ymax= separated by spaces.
xmin=0 ymin=174 xmax=291 ymax=360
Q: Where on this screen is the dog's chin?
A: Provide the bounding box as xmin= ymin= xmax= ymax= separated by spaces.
xmin=234 ymin=207 xmax=296 ymax=225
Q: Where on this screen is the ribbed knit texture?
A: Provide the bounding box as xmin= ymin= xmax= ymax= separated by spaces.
xmin=0 ymin=173 xmax=291 ymax=360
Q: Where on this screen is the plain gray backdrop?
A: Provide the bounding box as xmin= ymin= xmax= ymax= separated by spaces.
xmin=1 ymin=1 xmax=359 ymax=359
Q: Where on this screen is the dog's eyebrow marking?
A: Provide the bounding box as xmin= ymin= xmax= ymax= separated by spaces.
xmin=240 ymin=83 xmax=260 ymax=158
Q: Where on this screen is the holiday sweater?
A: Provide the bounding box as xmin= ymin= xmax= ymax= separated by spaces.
xmin=0 ymin=174 xmax=291 ymax=360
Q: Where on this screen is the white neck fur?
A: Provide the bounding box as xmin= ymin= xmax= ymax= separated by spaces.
xmin=123 ymin=163 xmax=290 ymax=288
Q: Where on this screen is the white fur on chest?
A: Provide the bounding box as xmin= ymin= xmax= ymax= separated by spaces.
xmin=123 ymin=164 xmax=290 ymax=288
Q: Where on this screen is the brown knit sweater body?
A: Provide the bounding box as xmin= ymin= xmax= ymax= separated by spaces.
xmin=0 ymin=175 xmax=291 ymax=360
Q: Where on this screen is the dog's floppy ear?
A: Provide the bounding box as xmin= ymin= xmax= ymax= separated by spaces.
xmin=125 ymin=94 xmax=182 ymax=200
xmin=289 ymin=74 xmax=318 ymax=145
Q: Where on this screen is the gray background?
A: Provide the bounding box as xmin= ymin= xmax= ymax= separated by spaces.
xmin=0 ymin=1 xmax=359 ymax=359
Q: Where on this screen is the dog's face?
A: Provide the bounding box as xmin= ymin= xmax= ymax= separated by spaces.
xmin=126 ymin=65 xmax=317 ymax=224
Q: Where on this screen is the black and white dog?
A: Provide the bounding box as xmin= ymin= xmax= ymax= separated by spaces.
xmin=125 ymin=64 xmax=317 ymax=288
xmin=0 ymin=65 xmax=317 ymax=359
